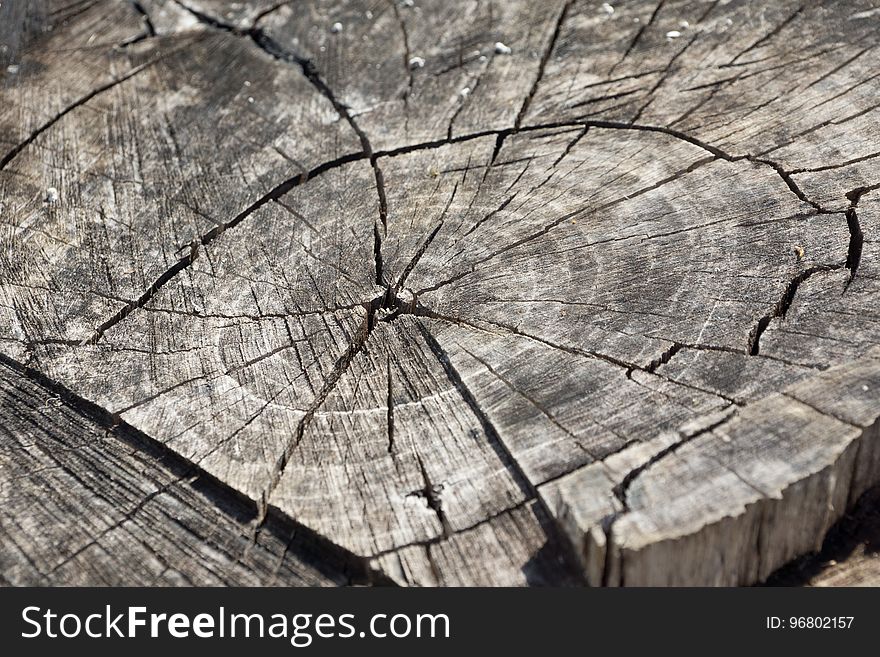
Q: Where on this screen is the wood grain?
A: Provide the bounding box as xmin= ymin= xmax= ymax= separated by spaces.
xmin=1 ymin=0 xmax=879 ymax=585
xmin=0 ymin=355 xmax=367 ymax=586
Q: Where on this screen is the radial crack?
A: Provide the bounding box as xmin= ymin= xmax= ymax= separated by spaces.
xmin=844 ymin=187 xmax=867 ymax=287
xmin=172 ymin=0 xmax=390 ymax=281
xmin=257 ymin=310 xmax=374 ymax=524
xmin=0 ymin=352 xmax=390 ymax=584
xmin=129 ymin=1 xmax=156 ymax=36
xmin=0 ymin=56 xmax=166 ymax=171
xmin=612 ymin=410 xmax=737 ymax=512
xmin=409 ymin=455 xmax=451 ymax=537
xmin=514 ymin=0 xmax=576 ymax=130
xmin=600 ymin=406 xmax=736 ymax=586
xmin=389 ymin=0 xmax=414 ymax=106
xmin=747 ymin=264 xmax=843 ymax=356
xmin=81 ymin=151 xmax=363 ymax=345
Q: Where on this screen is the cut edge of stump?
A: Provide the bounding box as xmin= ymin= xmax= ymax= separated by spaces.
xmin=541 ymin=348 xmax=880 ymax=587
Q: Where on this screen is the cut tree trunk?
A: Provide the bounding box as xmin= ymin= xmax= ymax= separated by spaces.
xmin=1 ymin=0 xmax=879 ymax=586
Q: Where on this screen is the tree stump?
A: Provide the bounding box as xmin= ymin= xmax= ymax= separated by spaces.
xmin=1 ymin=0 xmax=879 ymax=586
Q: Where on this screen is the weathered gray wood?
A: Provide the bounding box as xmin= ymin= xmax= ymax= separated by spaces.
xmin=0 ymin=1 xmax=145 ymax=154
xmin=1 ymin=0 xmax=880 ymax=586
xmin=1 ymin=2 xmax=360 ymax=347
xmin=542 ymin=349 xmax=880 ymax=585
xmin=0 ymin=356 xmax=361 ymax=586
xmin=523 ymin=0 xmax=880 ymax=205
xmin=254 ymin=0 xmax=566 ymax=150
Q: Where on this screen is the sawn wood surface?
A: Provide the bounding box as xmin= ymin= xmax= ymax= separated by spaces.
xmin=1 ymin=0 xmax=879 ymax=586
